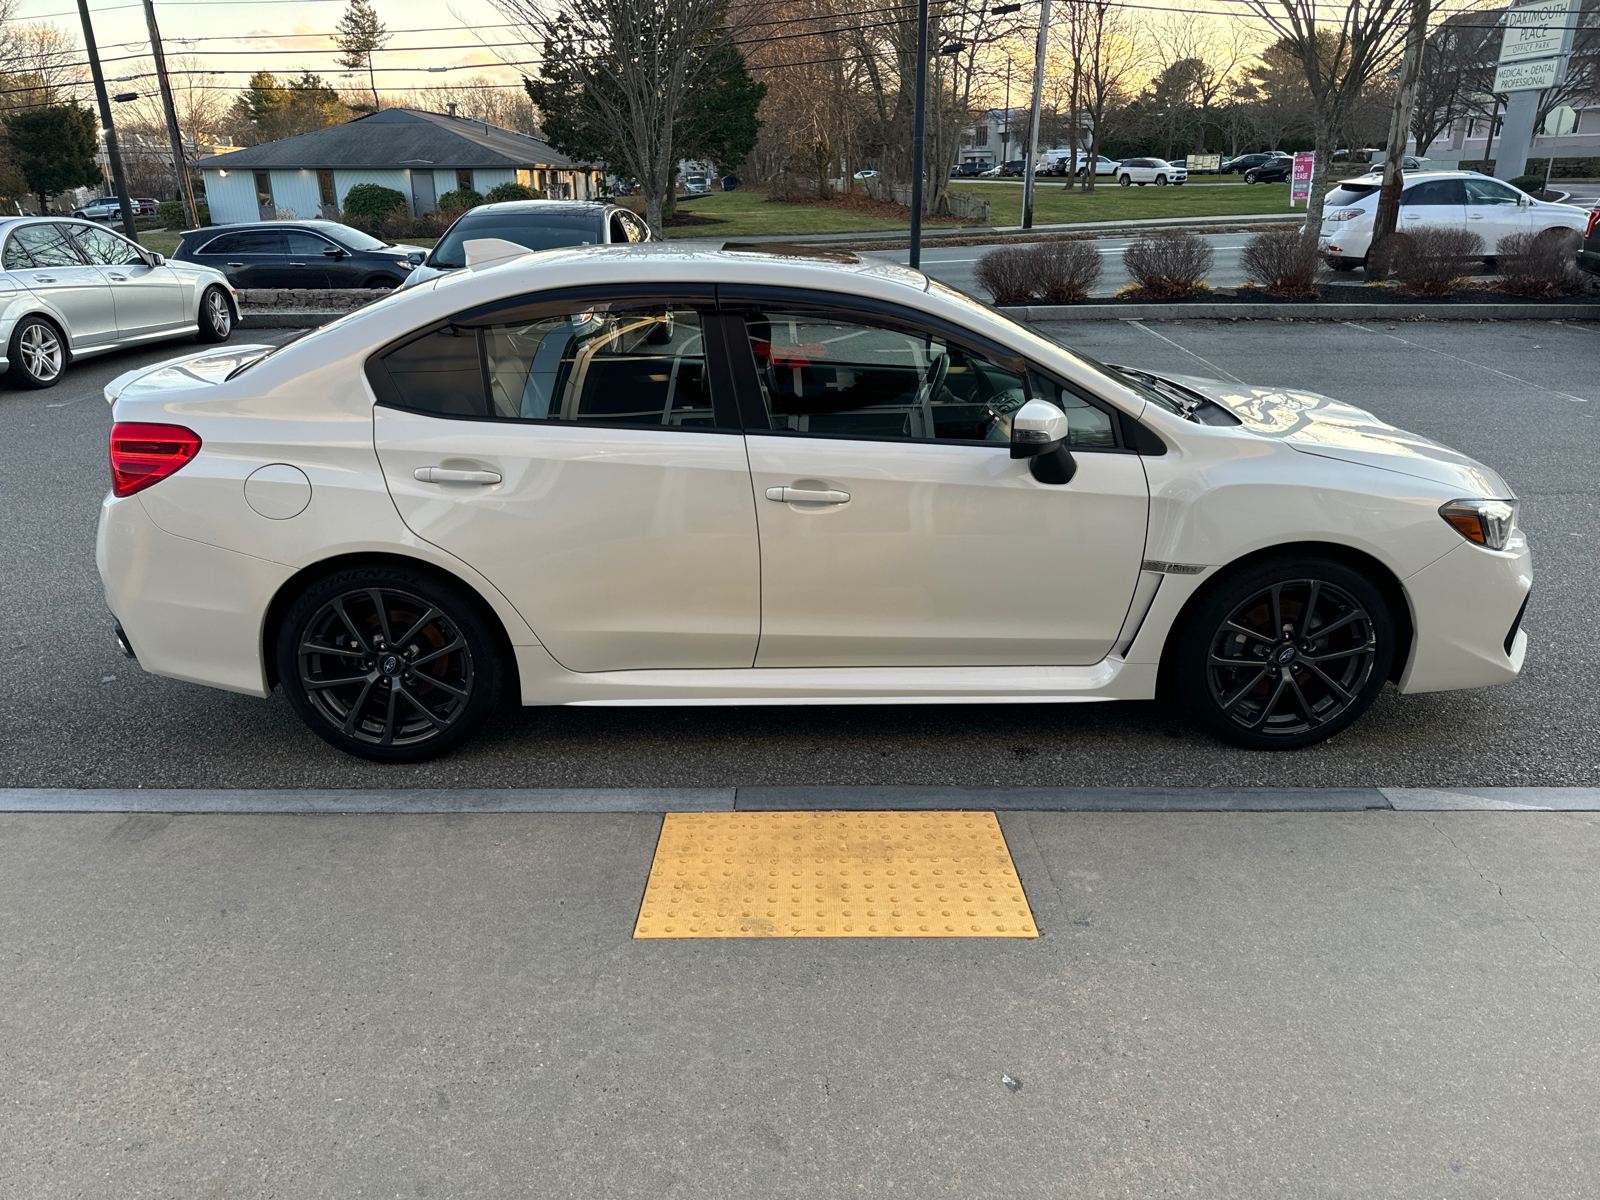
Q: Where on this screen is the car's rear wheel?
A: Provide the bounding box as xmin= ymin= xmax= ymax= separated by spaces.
xmin=276 ymin=564 xmax=503 ymax=762
xmin=6 ymin=315 xmax=65 ymax=388
xmin=195 ymin=285 xmax=233 ymax=343
xmin=1169 ymin=556 xmax=1395 ymax=750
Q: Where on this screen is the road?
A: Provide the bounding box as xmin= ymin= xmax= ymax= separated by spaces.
xmin=2 ymin=318 xmax=1596 ymax=790
xmin=866 ymin=230 xmax=1266 ymax=296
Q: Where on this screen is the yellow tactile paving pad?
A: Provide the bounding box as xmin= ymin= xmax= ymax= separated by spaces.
xmin=634 ymin=811 xmax=1038 ymax=938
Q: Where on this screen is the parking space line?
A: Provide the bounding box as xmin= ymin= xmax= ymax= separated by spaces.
xmin=1343 ymin=322 xmax=1590 ymax=403
xmin=633 ymin=810 xmax=1038 ymax=938
xmin=1126 ymin=321 xmax=1245 ymax=382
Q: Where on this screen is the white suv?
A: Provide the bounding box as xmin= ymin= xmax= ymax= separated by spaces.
xmin=1117 ymin=158 xmax=1186 ymax=187
xmin=1318 ymin=171 xmax=1589 ymax=270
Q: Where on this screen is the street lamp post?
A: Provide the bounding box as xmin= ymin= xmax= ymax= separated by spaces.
xmin=909 ymin=0 xmax=930 ymax=270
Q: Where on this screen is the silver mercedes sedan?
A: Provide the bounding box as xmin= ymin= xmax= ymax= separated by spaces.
xmin=0 ymin=216 xmax=237 ymax=389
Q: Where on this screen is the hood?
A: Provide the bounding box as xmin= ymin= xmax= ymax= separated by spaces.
xmin=1157 ymin=372 xmax=1511 ymax=496
xmin=105 ymin=344 xmax=277 ymax=402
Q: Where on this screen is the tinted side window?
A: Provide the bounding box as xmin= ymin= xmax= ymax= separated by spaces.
xmin=202 ymin=231 xmax=286 ymax=255
xmin=1464 ymin=178 xmax=1520 ymax=206
xmin=377 ymin=325 xmax=485 ymax=417
xmin=1402 ymin=180 xmax=1466 ymax=206
xmin=286 ymin=231 xmax=337 ymax=255
xmin=11 ymin=224 xmax=85 ymax=267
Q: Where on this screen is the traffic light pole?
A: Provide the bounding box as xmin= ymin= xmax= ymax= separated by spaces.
xmin=143 ymin=0 xmax=199 ymax=228
xmin=75 ymin=0 xmax=139 ymax=240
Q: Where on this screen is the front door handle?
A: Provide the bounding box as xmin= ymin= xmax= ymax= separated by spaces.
xmin=31 ymin=274 xmax=56 ymax=282
xmin=414 ymin=466 xmax=502 ymax=484
xmin=108 ymin=274 xmax=128 ymax=281
xmin=765 ymin=486 xmax=850 ymax=504
xmin=226 ymin=262 xmax=244 ymax=267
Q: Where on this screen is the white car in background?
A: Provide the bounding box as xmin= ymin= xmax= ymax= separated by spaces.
xmin=1117 ymin=158 xmax=1187 ymax=186
xmin=0 ymin=216 xmax=236 ymax=388
xmin=1319 ymin=171 xmax=1589 ymax=270
xmin=97 ymin=244 xmax=1529 ymax=762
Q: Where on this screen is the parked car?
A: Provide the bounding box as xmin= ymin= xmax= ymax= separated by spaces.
xmin=1317 ymin=171 xmax=1590 ymax=270
xmin=1243 ymin=160 xmax=1292 ymax=184
xmin=97 ymin=244 xmax=1530 ymax=761
xmin=1221 ymin=152 xmax=1291 ymax=175
xmin=997 ymin=160 xmax=1027 ymax=177
xmin=73 ymin=196 xmax=160 ymax=221
xmin=0 ymin=216 xmax=235 ymax=388
xmin=951 ymin=161 xmax=988 ymax=177
xmin=1580 ymin=205 xmax=1600 ymax=276
xmin=1043 ymin=153 xmax=1121 ymax=178
xmin=681 ymin=174 xmax=711 ymax=194
xmin=174 ymin=220 xmax=426 ymax=290
xmin=402 ymin=200 xmax=651 ymax=288
xmin=1117 ymin=158 xmax=1187 ymax=186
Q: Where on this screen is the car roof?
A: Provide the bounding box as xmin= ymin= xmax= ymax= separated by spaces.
xmin=457 ymin=200 xmax=612 ymax=216
xmin=178 ymin=219 xmax=352 ymax=238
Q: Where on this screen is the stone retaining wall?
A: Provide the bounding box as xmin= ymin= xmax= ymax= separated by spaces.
xmin=237 ymin=288 xmax=384 ymax=311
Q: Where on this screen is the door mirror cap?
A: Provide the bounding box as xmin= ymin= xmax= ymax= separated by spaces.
xmin=145 ymin=251 xmax=165 ymax=267
xmin=1010 ymin=398 xmax=1070 ymax=459
xmin=1517 ymin=192 xmax=1531 ymax=206
xmin=323 ymin=246 xmax=348 ymax=258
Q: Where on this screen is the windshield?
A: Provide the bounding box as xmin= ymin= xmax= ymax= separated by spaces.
xmin=1327 ymin=183 xmax=1380 ymax=205
xmin=428 ymin=213 xmax=601 ymax=269
xmin=327 ymin=226 xmax=390 ymax=252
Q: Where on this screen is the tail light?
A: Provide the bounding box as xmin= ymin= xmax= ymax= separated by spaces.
xmin=110 ymin=422 xmax=201 ymax=497
xmin=1587 ymin=208 xmax=1599 ymax=240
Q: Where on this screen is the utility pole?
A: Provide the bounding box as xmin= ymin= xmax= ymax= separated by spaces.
xmin=909 ymin=0 xmax=930 ymax=269
xmin=1368 ymin=0 xmax=1432 ymax=274
xmin=75 ymin=0 xmax=138 ymax=240
xmin=1020 ymin=0 xmax=1051 ymax=229
xmin=143 ymin=0 xmax=199 ymax=228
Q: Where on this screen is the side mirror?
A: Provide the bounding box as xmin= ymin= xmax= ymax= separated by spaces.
xmin=1009 ymin=397 xmax=1077 ymax=485
xmin=323 ymin=246 xmax=347 ymax=258
xmin=405 ymin=249 xmax=425 ymax=265
xmin=146 ymin=251 xmax=165 ymax=267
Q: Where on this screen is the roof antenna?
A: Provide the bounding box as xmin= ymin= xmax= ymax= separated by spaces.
xmin=447 ymin=101 xmax=457 ymax=117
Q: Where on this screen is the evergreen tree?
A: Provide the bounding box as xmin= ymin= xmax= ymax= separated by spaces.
xmin=2 ymin=105 xmax=102 ymax=212
xmin=335 ymin=0 xmax=390 ymax=112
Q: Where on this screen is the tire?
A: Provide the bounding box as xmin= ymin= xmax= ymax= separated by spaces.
xmin=276 ymin=564 xmax=504 ymax=762
xmin=1167 ymin=556 xmax=1395 ymax=750
xmin=195 ymin=285 xmax=233 ymax=343
xmin=1155 ymin=175 xmax=1168 ymax=186
xmin=1534 ymin=226 xmax=1582 ymax=258
xmin=1244 ymin=171 xmax=1258 ymax=184
xmin=1119 ymin=175 xmax=1132 ymax=187
xmin=6 ymin=314 xmax=66 ymax=388
xmin=361 ymin=275 xmax=399 ymax=290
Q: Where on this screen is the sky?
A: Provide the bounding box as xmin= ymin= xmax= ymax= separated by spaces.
xmin=9 ymin=0 xmax=533 ymax=102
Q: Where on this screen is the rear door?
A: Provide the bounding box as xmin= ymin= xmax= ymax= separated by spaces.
xmin=370 ymin=285 xmax=762 ymax=672
xmin=195 ymin=230 xmax=287 ymax=288
xmin=68 ymin=223 xmax=184 ymax=336
xmin=722 ymin=290 xmax=1150 ymax=668
xmin=1399 ymin=178 xmax=1467 ymax=236
xmin=4 ymin=222 xmax=117 ymax=348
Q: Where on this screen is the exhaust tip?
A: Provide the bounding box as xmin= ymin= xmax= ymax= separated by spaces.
xmin=114 ymin=623 xmax=136 ymax=659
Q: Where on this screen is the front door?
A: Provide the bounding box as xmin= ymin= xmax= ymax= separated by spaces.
xmin=283 ymin=230 xmax=334 ymax=287
xmin=68 ymin=223 xmax=184 ymax=335
xmin=1463 ymin=176 xmax=1530 ymax=252
xmin=371 ymin=291 xmax=760 ymax=672
xmin=4 ymin=222 xmax=118 ymax=349
xmin=724 ymin=300 xmax=1150 ymax=667
xmin=411 ymin=171 xmax=436 ymax=215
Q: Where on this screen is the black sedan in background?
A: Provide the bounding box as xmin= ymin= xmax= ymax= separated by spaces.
xmin=1223 ymin=151 xmax=1292 ymax=175
xmin=172 ymin=221 xmax=426 ymax=288
xmin=1243 ymin=159 xmax=1293 ymax=184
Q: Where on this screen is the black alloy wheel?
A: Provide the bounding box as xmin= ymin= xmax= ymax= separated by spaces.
xmin=277 ymin=565 xmax=502 ymax=762
xmin=1170 ymin=557 xmax=1395 ymax=750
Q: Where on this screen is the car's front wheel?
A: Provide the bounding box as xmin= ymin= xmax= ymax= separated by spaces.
xmin=276 ymin=564 xmax=504 ymax=762
xmin=195 ymin=285 xmax=233 ymax=343
xmin=1168 ymin=556 xmax=1395 ymax=750
xmin=1244 ymin=171 xmax=1259 ymax=184
xmin=1119 ymin=174 xmax=1132 ymax=187
xmin=1155 ymin=175 xmax=1168 ymax=186
xmin=6 ymin=314 xmax=66 ymax=388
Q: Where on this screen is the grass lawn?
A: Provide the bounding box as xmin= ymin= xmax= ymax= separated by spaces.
xmin=138 ymin=230 xmax=181 ymax=256
xmin=650 ymin=191 xmax=923 ymax=239
xmin=955 ymin=180 xmax=1299 ymax=226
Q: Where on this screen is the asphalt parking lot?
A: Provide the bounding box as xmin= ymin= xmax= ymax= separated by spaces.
xmin=1 ymin=318 xmax=1596 ymax=790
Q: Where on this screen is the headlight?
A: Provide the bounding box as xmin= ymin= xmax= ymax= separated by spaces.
xmin=1440 ymin=498 xmax=1518 ymax=550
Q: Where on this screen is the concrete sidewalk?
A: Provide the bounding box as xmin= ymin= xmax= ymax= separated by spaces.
xmin=4 ymin=809 xmax=1598 ymax=1197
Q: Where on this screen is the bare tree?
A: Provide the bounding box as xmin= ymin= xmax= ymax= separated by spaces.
xmin=1064 ymin=0 xmax=1148 ymax=193
xmin=409 ymin=77 xmax=541 ymax=133
xmin=1240 ymin=0 xmax=1412 ymax=249
xmin=497 ymin=0 xmax=726 ymax=234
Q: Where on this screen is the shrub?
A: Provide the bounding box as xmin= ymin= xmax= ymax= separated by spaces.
xmin=436 ymin=187 xmax=484 ymax=220
xmin=1371 ymin=227 xmax=1483 ymax=295
xmin=157 ymin=199 xmax=210 ymax=229
xmin=485 ymin=181 xmax=541 ymax=202
xmin=975 ymin=239 xmax=1103 ymax=305
xmin=1507 ymin=176 xmax=1544 ymax=194
xmin=1240 ymin=229 xmax=1320 ymax=297
xmin=1122 ymin=230 xmax=1214 ymax=298
xmin=1495 ymin=228 xmax=1585 ymax=297
xmin=342 ymin=183 xmax=408 ymax=221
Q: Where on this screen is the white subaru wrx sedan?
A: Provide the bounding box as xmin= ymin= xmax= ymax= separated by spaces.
xmin=96 ymin=245 xmax=1530 ymax=762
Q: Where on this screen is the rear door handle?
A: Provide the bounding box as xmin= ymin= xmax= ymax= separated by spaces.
xmin=31 ymin=274 xmax=56 ymax=282
xmin=414 ymin=467 xmax=502 ymax=484
xmin=765 ymin=486 xmax=850 ymax=504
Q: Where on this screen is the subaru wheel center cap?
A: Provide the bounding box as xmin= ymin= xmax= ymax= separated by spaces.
xmin=381 ymin=654 xmax=399 ymax=675
xmin=1274 ymin=644 xmax=1297 ymax=665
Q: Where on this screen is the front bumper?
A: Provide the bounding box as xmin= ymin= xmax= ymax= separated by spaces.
xmin=1398 ymin=533 xmax=1532 ymax=694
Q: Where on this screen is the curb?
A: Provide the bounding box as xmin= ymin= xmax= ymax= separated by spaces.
xmin=1004 ymin=301 xmax=1600 ymax=321
xmin=3 ymin=786 xmax=1598 ymax=813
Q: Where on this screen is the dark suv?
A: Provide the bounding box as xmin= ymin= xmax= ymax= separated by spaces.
xmin=1223 ymin=152 xmax=1291 ymax=176
xmin=173 ymin=220 xmax=425 ymax=288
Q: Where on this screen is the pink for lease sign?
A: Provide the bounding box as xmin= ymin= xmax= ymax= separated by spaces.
xmin=1291 ymin=153 xmax=1315 ymax=205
